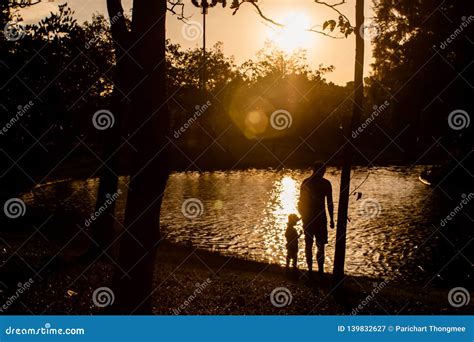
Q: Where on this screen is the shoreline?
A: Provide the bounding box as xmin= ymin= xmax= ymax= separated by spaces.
xmin=5 ymin=159 xmax=436 ymax=189
xmin=1 ymin=240 xmax=471 ymax=315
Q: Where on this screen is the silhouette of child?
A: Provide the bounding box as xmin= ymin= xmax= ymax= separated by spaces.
xmin=285 ymin=214 xmax=302 ymax=268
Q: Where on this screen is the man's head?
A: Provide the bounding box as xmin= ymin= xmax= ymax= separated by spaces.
xmin=312 ymin=161 xmax=326 ymax=178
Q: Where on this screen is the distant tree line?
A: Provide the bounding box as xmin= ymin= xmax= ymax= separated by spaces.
xmin=1 ymin=2 xmax=472 ymax=196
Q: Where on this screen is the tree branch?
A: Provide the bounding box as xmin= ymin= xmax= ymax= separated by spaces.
xmin=230 ymin=1 xmax=282 ymax=26
xmin=248 ymin=1 xmax=283 ymax=27
xmin=167 ymin=0 xmax=189 ymax=22
xmin=315 ymin=0 xmax=351 ymax=24
xmin=231 ymin=0 xmax=352 ymax=39
xmin=307 ymin=26 xmax=345 ymax=39
xmin=7 ymin=0 xmax=41 ymax=8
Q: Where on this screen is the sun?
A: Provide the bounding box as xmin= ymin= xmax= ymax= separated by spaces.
xmin=266 ymin=12 xmax=313 ymax=52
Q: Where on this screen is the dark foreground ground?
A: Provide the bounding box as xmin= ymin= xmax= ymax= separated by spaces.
xmin=1 ymin=236 xmax=472 ymax=315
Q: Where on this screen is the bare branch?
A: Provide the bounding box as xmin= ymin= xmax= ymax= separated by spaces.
xmin=248 ymin=1 xmax=283 ymax=27
xmin=307 ymin=26 xmax=345 ymax=39
xmin=315 ymin=0 xmax=351 ymax=25
xmin=316 ymin=0 xmax=346 ymax=7
xmin=230 ymin=0 xmax=352 ymax=39
xmin=230 ymin=0 xmax=282 ymax=26
xmin=167 ymin=0 xmax=190 ymax=22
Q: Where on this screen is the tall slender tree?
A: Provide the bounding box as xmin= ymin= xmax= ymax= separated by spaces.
xmin=333 ymin=0 xmax=364 ymax=281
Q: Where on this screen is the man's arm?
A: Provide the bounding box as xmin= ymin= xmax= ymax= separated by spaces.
xmin=298 ymin=181 xmax=308 ymax=220
xmin=327 ymin=182 xmax=335 ymax=228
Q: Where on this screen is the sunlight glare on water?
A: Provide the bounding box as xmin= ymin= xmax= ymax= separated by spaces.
xmin=26 ymin=166 xmax=444 ymax=282
xmin=263 ymin=175 xmax=302 ymax=262
xmin=273 ymin=176 xmax=299 ymax=218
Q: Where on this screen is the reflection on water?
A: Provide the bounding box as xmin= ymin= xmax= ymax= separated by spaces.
xmin=274 ymin=176 xmax=299 ymax=216
xmin=25 ymin=166 xmax=470 ymax=283
xmin=264 ymin=176 xmax=303 ymax=262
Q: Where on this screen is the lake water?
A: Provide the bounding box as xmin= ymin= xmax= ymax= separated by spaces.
xmin=25 ymin=166 xmax=464 ymax=283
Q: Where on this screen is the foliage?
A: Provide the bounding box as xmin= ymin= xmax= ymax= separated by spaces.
xmin=166 ymin=40 xmax=240 ymax=91
xmin=241 ymin=41 xmax=334 ymax=83
xmin=0 ymin=4 xmax=355 ymax=185
xmin=370 ymin=0 xmax=473 ymax=152
xmin=322 ymin=15 xmax=354 ymax=37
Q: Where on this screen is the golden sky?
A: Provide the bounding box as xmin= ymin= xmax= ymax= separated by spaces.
xmin=19 ymin=0 xmax=374 ymax=85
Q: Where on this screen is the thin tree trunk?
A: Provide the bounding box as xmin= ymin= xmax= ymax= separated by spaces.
xmin=111 ymin=0 xmax=170 ymax=313
xmin=202 ymin=9 xmax=206 ymax=89
xmin=88 ymin=0 xmax=133 ymax=259
xmin=332 ymin=0 xmax=364 ymax=282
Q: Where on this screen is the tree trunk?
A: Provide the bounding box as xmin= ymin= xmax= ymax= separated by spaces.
xmin=111 ymin=0 xmax=170 ymax=313
xmin=88 ymin=0 xmax=133 ymax=260
xmin=332 ymin=0 xmax=364 ymax=282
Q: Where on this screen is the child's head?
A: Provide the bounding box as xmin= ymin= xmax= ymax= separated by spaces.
xmin=287 ymin=214 xmax=300 ymax=226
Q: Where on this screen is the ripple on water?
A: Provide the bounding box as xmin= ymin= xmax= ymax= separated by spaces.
xmin=24 ymin=166 xmax=446 ymax=283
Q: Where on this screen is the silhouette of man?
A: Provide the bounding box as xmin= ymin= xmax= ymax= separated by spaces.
xmin=298 ymin=161 xmax=335 ymax=275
